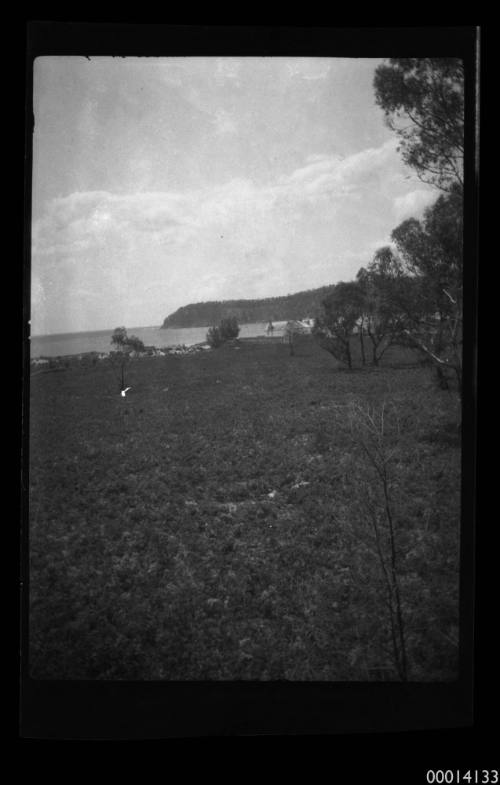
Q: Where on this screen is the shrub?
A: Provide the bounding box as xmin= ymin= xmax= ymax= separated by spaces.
xmin=111 ymin=327 xmax=145 ymax=355
xmin=206 ymin=325 xmax=224 ymax=348
xmin=219 ymin=317 xmax=240 ymax=340
xmin=207 ymin=317 xmax=240 ymax=348
xmin=127 ymin=336 xmax=146 ymax=354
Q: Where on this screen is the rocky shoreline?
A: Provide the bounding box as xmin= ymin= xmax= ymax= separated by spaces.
xmin=30 ymin=341 xmax=214 ymax=368
xmin=29 ymin=335 xmax=293 ymax=370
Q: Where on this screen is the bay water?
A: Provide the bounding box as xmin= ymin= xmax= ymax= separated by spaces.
xmin=30 ymin=322 xmax=289 ymax=359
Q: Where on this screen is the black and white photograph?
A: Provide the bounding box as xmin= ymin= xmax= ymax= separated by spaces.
xmin=22 ymin=24 xmax=479 ymax=738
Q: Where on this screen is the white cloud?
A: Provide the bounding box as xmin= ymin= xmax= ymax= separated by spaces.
xmin=31 ymin=139 xmax=430 ymax=334
xmin=305 ymin=153 xmax=334 ymax=164
xmin=393 ymin=189 xmax=438 ymax=222
xmin=213 ymin=109 xmax=238 ymax=136
xmin=32 ymin=141 xmax=406 ymax=267
xmin=286 ymin=59 xmax=331 ymax=81
xmin=275 ymin=140 xmax=398 ymax=199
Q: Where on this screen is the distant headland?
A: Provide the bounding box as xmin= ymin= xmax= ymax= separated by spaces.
xmin=161 ymin=284 xmax=336 ymax=328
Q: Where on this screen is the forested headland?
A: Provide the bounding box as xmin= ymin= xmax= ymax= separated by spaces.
xmin=161 ymin=285 xmax=336 ymax=328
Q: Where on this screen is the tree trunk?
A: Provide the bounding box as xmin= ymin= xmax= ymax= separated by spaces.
xmin=433 ymin=317 xmax=450 ymax=389
xmin=368 ymin=330 xmax=379 ymax=366
xmin=359 ymin=323 xmax=366 ymax=366
xmin=435 ymin=365 xmax=450 ymax=390
xmin=346 ymin=341 xmax=352 ymax=370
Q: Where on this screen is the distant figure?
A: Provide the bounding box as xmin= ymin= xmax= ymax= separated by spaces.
xmin=266 ymin=320 xmax=274 ymax=336
xmin=121 ymin=387 xmax=132 ymax=398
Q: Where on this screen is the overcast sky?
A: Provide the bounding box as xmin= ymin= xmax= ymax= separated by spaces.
xmin=31 ymin=56 xmax=438 ymax=335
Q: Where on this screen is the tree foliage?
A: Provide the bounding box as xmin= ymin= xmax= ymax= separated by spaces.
xmin=373 ymin=58 xmax=464 ymax=193
xmin=162 ymin=285 xmax=336 ymax=328
xmin=219 ymin=316 xmax=240 ymax=340
xmin=206 ymin=325 xmax=224 ymax=348
xmin=206 ymin=317 xmax=240 ymax=348
xmin=110 ymin=327 xmax=145 ymax=354
xmin=390 ymin=189 xmax=463 ymax=393
xmin=312 ymin=282 xmax=364 ymax=369
xmin=373 ymin=57 xmax=464 ymax=395
xmin=357 ymin=189 xmax=463 ymax=393
xmin=109 ymin=327 xmax=145 ymax=391
xmin=356 ymin=259 xmax=410 ymax=366
xmin=392 ymin=185 xmax=463 ymax=294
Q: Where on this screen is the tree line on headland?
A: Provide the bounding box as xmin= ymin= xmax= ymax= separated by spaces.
xmin=161 ymin=285 xmax=336 ymax=329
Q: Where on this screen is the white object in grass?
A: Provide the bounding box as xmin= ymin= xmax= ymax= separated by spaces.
xmin=121 ymin=387 xmax=132 ymax=397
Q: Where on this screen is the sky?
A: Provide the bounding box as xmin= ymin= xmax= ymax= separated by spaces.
xmin=30 ymin=56 xmax=439 ymax=335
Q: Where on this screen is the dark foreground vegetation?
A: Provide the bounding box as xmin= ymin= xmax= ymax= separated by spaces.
xmin=29 ymin=336 xmax=461 ymax=680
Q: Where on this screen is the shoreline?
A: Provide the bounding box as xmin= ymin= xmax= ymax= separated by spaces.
xmin=29 ymin=334 xmax=294 ymax=364
xmin=29 ymin=321 xmax=310 ymax=362
xmin=30 ymin=341 xmax=212 ymax=365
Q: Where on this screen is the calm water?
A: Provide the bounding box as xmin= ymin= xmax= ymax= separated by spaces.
xmin=30 ymin=322 xmax=289 ymax=358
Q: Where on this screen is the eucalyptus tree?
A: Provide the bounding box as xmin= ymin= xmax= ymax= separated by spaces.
xmin=312 ymin=282 xmax=364 ymax=369
xmin=391 ymin=187 xmax=463 ymax=394
xmin=109 ymin=327 xmax=145 ymax=392
xmin=374 ymin=58 xmax=464 ymax=194
xmin=356 ymin=261 xmax=409 ymax=367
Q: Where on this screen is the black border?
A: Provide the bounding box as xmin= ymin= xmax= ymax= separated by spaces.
xmin=20 ymin=24 xmax=480 ymax=746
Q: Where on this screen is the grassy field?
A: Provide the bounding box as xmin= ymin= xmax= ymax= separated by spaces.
xmin=28 ymin=335 xmax=461 ymax=680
